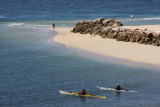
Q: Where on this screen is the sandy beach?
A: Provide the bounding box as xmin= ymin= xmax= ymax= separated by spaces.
xmin=53 ymin=25 xmax=160 ymax=67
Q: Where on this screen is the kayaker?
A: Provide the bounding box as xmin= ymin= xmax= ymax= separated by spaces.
xmin=79 ymin=88 xmax=86 ymax=95
xmin=115 ymin=83 xmax=122 ymax=90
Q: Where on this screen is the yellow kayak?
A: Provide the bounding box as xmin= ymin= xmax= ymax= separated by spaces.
xmin=59 ymin=90 xmax=107 ymax=99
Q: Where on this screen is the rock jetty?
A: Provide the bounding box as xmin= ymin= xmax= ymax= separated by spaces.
xmin=72 ymin=18 xmax=160 ymax=46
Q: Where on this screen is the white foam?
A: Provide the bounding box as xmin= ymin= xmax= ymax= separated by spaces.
xmin=143 ymin=17 xmax=160 ymax=20
xmin=8 ymin=23 xmax=24 ymax=26
xmin=8 ymin=22 xmax=54 ymax=30
xmin=24 ymin=25 xmax=52 ymax=29
xmin=117 ymin=17 xmax=160 ymax=21
xmin=32 ymin=25 xmax=52 ymax=27
xmin=24 ymin=25 xmax=36 ymax=29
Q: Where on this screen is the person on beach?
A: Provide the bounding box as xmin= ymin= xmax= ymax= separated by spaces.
xmin=131 ymin=15 xmax=133 ymax=19
xmin=79 ymin=88 xmax=86 ymax=95
xmin=52 ymin=22 xmax=55 ymax=29
xmin=115 ymin=83 xmax=122 ymax=90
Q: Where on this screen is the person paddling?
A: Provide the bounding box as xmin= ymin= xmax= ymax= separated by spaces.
xmin=79 ymin=88 xmax=86 ymax=95
xmin=115 ymin=83 xmax=123 ymax=90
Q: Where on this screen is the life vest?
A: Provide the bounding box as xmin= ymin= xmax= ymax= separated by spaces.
xmin=80 ymin=90 xmax=86 ymax=95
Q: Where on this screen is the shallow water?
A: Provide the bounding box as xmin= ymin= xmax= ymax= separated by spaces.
xmin=0 ymin=22 xmax=160 ymax=107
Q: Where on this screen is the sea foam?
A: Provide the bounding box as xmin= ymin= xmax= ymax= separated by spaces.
xmin=8 ymin=23 xmax=24 ymax=26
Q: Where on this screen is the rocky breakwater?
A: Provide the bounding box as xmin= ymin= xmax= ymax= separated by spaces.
xmin=72 ymin=18 xmax=160 ymax=46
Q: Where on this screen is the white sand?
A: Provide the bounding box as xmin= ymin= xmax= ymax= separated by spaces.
xmin=53 ymin=26 xmax=160 ymax=66
xmin=121 ymin=25 xmax=160 ymax=33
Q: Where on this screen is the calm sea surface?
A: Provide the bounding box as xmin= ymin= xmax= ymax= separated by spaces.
xmin=0 ymin=0 xmax=160 ymax=107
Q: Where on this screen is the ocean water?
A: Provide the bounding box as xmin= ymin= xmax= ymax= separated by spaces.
xmin=0 ymin=0 xmax=160 ymax=107
xmin=1 ymin=0 xmax=160 ymax=21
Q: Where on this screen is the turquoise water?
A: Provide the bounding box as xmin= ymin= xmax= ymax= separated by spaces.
xmin=1 ymin=0 xmax=160 ymax=106
xmin=0 ymin=22 xmax=160 ymax=107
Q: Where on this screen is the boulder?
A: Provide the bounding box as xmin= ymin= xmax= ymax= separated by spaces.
xmin=94 ymin=17 xmax=105 ymax=24
xmin=139 ymin=37 xmax=146 ymax=44
xmin=156 ymin=40 xmax=160 ymax=46
xmin=146 ymin=33 xmax=154 ymax=39
xmin=144 ymin=38 xmax=151 ymax=44
xmin=92 ymin=26 xmax=103 ymax=35
xmin=84 ymin=20 xmax=93 ymax=24
xmin=112 ymin=21 xmax=123 ymax=27
xmin=72 ymin=18 xmax=160 ymax=46
xmin=103 ymin=18 xmax=115 ymax=23
xmin=107 ymin=28 xmax=119 ymax=39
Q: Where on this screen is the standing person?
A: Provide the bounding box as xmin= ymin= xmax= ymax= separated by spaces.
xmin=79 ymin=88 xmax=86 ymax=95
xmin=52 ymin=22 xmax=55 ymax=29
xmin=131 ymin=15 xmax=133 ymax=19
xmin=115 ymin=83 xmax=122 ymax=90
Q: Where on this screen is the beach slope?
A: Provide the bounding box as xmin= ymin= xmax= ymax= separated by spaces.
xmin=53 ymin=26 xmax=160 ymax=66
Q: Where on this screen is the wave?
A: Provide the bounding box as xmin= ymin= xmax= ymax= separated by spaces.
xmin=117 ymin=17 xmax=160 ymax=21
xmin=31 ymin=25 xmax=52 ymax=27
xmin=24 ymin=26 xmax=36 ymax=29
xmin=143 ymin=17 xmax=160 ymax=20
xmin=7 ymin=22 xmax=52 ymax=28
xmin=8 ymin=23 xmax=24 ymax=26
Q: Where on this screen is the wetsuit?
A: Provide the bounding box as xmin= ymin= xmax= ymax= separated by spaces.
xmin=52 ymin=23 xmax=55 ymax=29
xmin=115 ymin=85 xmax=122 ymax=90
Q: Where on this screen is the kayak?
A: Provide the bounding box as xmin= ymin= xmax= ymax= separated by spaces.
xmin=59 ymin=90 xmax=107 ymax=99
xmin=96 ymin=86 xmax=138 ymax=93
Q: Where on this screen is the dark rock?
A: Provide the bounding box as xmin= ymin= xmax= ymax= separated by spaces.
xmin=116 ymin=32 xmax=126 ymax=41
xmin=99 ymin=30 xmax=107 ymax=38
xmin=136 ymin=36 xmax=141 ymax=42
xmin=156 ymin=40 xmax=160 ymax=46
xmin=152 ymin=38 xmax=157 ymax=45
xmin=84 ymin=20 xmax=93 ymax=24
xmin=107 ymin=28 xmax=119 ymax=39
xmin=139 ymin=37 xmax=146 ymax=44
xmin=146 ymin=33 xmax=154 ymax=39
xmin=102 ymin=18 xmax=115 ymax=25
xmin=94 ymin=18 xmax=105 ymax=24
xmin=144 ymin=38 xmax=151 ymax=44
xmin=72 ymin=18 xmax=160 ymax=46
xmin=112 ymin=21 xmax=123 ymax=27
xmin=92 ymin=26 xmax=102 ymax=35
xmin=157 ymin=34 xmax=160 ymax=40
xmin=140 ymin=32 xmax=147 ymax=37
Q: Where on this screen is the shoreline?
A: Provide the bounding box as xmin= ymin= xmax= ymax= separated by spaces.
xmin=53 ymin=26 xmax=160 ymax=69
